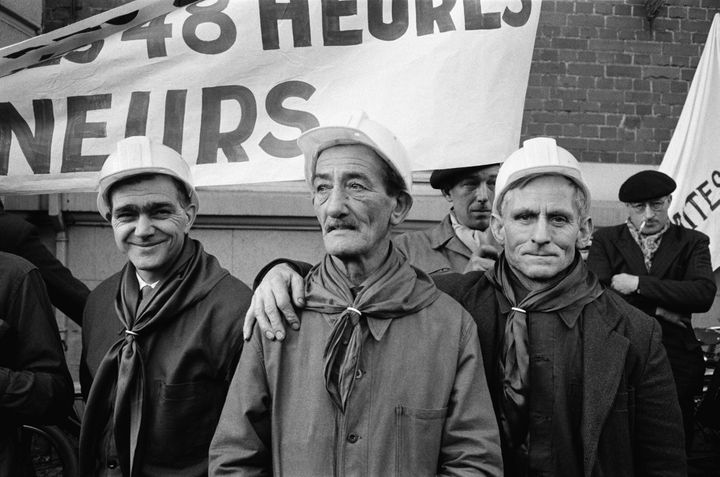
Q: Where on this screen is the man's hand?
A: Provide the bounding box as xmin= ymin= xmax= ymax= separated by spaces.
xmin=243 ymin=263 xmax=306 ymax=341
xmin=463 ymin=245 xmax=499 ymax=273
xmin=610 ymin=273 xmax=639 ymax=295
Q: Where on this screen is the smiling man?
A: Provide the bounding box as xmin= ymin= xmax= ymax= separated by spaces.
xmin=587 ymin=170 xmax=716 ymax=450
xmin=79 ymin=136 xmax=252 ymax=476
xmin=209 ymin=112 xmax=502 ymax=476
xmin=246 ymin=137 xmax=687 ymax=476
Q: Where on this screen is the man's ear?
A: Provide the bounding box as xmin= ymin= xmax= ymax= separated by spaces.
xmin=490 ymin=213 xmax=505 ymax=245
xmin=389 ymin=192 xmax=413 ymax=226
xmin=576 ymin=216 xmax=593 ymax=249
xmin=183 ymin=203 xmax=198 ymax=233
xmin=441 ymin=188 xmax=453 ymax=203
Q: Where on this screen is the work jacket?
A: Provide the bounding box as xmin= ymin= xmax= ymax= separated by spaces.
xmin=0 ymin=253 xmax=73 ymax=476
xmin=394 ymin=214 xmax=500 ymax=274
xmin=81 ymin=244 xmax=252 ymax=476
xmin=434 ymin=271 xmax=687 ymax=477
xmin=210 ymin=262 xmax=502 ymax=476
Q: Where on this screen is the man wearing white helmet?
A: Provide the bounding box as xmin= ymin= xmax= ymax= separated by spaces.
xmin=79 ymin=136 xmax=252 ymax=476
xmin=209 ymin=112 xmax=502 ymax=476
xmin=245 ymin=137 xmax=685 ymax=476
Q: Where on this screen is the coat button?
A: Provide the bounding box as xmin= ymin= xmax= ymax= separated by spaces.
xmin=355 ymin=369 xmax=364 ymax=379
xmin=347 ymin=433 xmax=359 ymax=443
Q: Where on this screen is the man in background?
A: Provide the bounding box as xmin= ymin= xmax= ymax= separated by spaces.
xmin=587 ymin=170 xmax=716 ymax=448
xmin=394 ymin=164 xmax=501 ymax=274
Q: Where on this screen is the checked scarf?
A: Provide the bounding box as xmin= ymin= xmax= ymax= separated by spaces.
xmin=486 ymin=252 xmax=603 ymax=448
xmin=304 ymin=245 xmax=440 ymax=412
xmin=79 ymin=239 xmax=229 ymax=477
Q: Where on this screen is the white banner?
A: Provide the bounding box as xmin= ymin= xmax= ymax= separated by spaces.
xmin=0 ymin=0 xmax=540 ymax=194
xmin=659 ymin=13 xmax=720 ymax=271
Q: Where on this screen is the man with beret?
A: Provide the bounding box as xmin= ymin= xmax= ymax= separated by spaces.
xmin=393 ymin=164 xmax=502 ymax=274
xmin=587 ymin=169 xmax=716 ymax=449
xmin=79 ymin=136 xmax=253 ymax=476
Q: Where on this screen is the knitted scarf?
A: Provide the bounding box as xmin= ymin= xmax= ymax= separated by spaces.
xmin=304 ymin=245 xmax=440 ymax=412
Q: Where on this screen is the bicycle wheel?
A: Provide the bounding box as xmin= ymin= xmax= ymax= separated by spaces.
xmin=21 ymin=424 xmax=78 ymax=477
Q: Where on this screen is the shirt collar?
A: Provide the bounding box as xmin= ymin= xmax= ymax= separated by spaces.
xmin=136 ymin=273 xmax=160 ymax=290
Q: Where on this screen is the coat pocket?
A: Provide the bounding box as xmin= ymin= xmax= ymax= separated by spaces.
xmin=146 ymin=380 xmax=224 ymax=465
xmin=395 ymin=405 xmax=448 ymax=477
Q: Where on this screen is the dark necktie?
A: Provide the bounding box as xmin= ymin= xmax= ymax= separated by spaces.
xmin=137 ymin=285 xmax=153 ymax=314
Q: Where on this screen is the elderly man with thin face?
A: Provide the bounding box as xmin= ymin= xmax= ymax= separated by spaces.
xmin=209 ymin=112 xmax=502 ymax=476
xmin=587 ymin=170 xmax=716 ymax=450
xmin=245 ymin=137 xmax=687 ymax=476
xmin=393 ymin=163 xmax=502 ymax=275
xmin=79 ymin=136 xmax=252 ymax=477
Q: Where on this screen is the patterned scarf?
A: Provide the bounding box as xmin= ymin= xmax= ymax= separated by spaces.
xmin=486 ymin=252 xmax=604 ymax=449
xmin=304 ymin=244 xmax=440 ymax=412
xmin=450 ymin=210 xmax=495 ymax=253
xmin=626 ymin=219 xmax=669 ymax=271
xmin=79 ymin=239 xmax=229 ymax=477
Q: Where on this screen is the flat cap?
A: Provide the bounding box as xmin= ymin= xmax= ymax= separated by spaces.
xmin=429 ymin=164 xmax=500 ymax=190
xmin=618 ymin=170 xmax=676 ymax=202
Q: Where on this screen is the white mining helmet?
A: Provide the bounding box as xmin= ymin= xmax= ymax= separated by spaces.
xmin=297 ymin=110 xmax=413 ymax=194
xmin=493 ymin=137 xmax=590 ymax=215
xmin=96 ymin=136 xmax=199 ymax=220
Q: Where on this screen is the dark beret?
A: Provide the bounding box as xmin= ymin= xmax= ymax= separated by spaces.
xmin=429 ymin=164 xmax=499 ymax=190
xmin=618 ymin=170 xmax=676 ymax=202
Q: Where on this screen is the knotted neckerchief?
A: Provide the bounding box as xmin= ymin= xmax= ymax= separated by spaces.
xmin=486 ymin=252 xmax=604 ymax=448
xmin=304 ymin=245 xmax=440 ymax=412
xmin=450 ymin=210 xmax=494 ymax=254
xmin=626 ymin=219 xmax=669 ymax=271
xmin=79 ymin=239 xmax=228 ymax=477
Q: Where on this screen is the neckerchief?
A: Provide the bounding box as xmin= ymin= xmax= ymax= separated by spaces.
xmin=79 ymin=239 xmax=229 ymax=477
xmin=486 ymin=252 xmax=603 ymax=449
xmin=450 ymin=210 xmax=494 ymax=253
xmin=304 ymin=244 xmax=440 ymax=412
xmin=626 ymin=219 xmax=669 ymax=271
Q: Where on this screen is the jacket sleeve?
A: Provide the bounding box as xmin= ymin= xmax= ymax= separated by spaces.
xmin=9 ymin=217 xmax=90 ymax=326
xmin=636 ymin=234 xmax=716 ymax=313
xmin=438 ymin=316 xmax=503 ymax=477
xmin=252 ymin=258 xmax=313 ymax=289
xmin=209 ymin=332 xmax=272 ymax=477
xmin=0 ymin=268 xmax=73 ymax=424
xmin=633 ymin=319 xmax=687 ymax=476
xmin=586 ymin=232 xmax=614 ymax=287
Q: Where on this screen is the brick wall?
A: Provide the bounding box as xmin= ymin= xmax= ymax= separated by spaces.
xmin=521 ymin=0 xmax=719 ymax=165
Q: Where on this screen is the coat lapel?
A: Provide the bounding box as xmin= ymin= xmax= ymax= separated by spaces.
xmin=581 ymin=300 xmax=629 ymax=477
xmin=613 ymin=226 xmax=646 ymax=273
xmin=648 ymin=225 xmax=680 ymax=277
xmin=430 ymin=215 xmax=472 ymax=258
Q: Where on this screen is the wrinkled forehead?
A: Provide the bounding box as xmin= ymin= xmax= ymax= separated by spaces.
xmin=502 ymin=174 xmax=580 ymax=209
xmin=312 ymin=144 xmax=386 ymax=179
